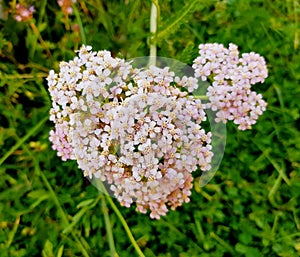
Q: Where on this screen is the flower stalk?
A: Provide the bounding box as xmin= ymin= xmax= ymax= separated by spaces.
xmin=149 ymin=1 xmax=159 ymax=66
xmin=95 ymin=180 xmax=146 ymax=257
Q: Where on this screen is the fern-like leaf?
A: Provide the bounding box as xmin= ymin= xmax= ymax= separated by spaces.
xmin=157 ymin=0 xmax=200 ymax=42
xmin=176 ymin=41 xmax=198 ymax=64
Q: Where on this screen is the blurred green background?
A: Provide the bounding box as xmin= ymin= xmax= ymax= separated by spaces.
xmin=0 ymin=0 xmax=299 ymax=256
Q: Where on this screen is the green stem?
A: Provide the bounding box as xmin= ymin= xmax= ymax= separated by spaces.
xmin=275 ymin=232 xmax=300 ymax=242
xmin=268 ymin=174 xmax=282 ymax=206
xmin=3 ymin=73 xmax=48 ymax=79
xmin=210 ymin=232 xmax=235 ymax=254
xmin=101 ymin=195 xmax=119 ymax=257
xmin=194 ymin=95 xmax=209 ymax=100
xmin=29 ymin=22 xmax=52 ymax=58
xmin=149 ymin=1 xmax=159 ymax=66
xmin=19 ymin=138 xmax=90 ymax=257
xmin=10 ymin=0 xmax=17 ymax=9
xmin=95 ymin=180 xmax=146 ymax=257
xmin=5 ymin=216 xmax=20 ymax=249
xmin=72 ymin=2 xmax=87 ymax=45
xmin=0 ymin=115 xmax=48 ymax=166
xmin=293 ymin=0 xmax=298 ymax=50
xmin=293 ymin=208 xmax=300 ymax=230
xmin=254 ymin=140 xmax=290 ymax=185
xmin=39 ymin=168 xmax=90 ymax=257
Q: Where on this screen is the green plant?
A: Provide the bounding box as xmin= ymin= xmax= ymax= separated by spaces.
xmin=0 ymin=1 xmax=299 ymax=256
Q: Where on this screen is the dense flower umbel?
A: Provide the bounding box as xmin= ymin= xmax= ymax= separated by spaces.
xmin=48 ymin=44 xmax=268 ymax=218
xmin=13 ymin=3 xmax=35 ymax=22
xmin=47 ymin=45 xmax=213 ymax=219
xmin=58 ymin=0 xmax=77 ymax=15
xmin=193 ymin=43 xmax=268 ymax=130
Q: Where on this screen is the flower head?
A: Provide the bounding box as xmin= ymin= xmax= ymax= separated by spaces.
xmin=47 ymin=45 xmax=214 ymax=218
xmin=13 ymin=3 xmax=35 ymax=22
xmin=48 ymin=43 xmax=268 ymax=218
xmin=58 ymin=0 xmax=77 ymax=15
xmin=193 ymin=43 xmax=268 ymax=130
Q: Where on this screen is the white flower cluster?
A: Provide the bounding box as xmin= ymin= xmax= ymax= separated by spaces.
xmin=48 ymin=44 xmax=268 ymax=218
xmin=47 ymin=45 xmax=213 ymax=219
xmin=193 ymin=43 xmax=268 ymax=130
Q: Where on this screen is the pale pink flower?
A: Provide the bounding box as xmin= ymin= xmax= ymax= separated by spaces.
xmin=13 ymin=4 xmax=35 ymax=22
xmin=193 ymin=43 xmax=268 ymax=130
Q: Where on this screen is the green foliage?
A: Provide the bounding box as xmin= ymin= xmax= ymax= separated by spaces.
xmin=0 ymin=0 xmax=299 ymax=256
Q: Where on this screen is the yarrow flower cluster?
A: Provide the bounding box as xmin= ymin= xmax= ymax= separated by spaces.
xmin=57 ymin=0 xmax=77 ymax=15
xmin=13 ymin=3 xmax=35 ymax=22
xmin=47 ymin=45 xmax=212 ymax=218
xmin=193 ymin=43 xmax=268 ymax=130
xmin=47 ymin=44 xmax=268 ymax=218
